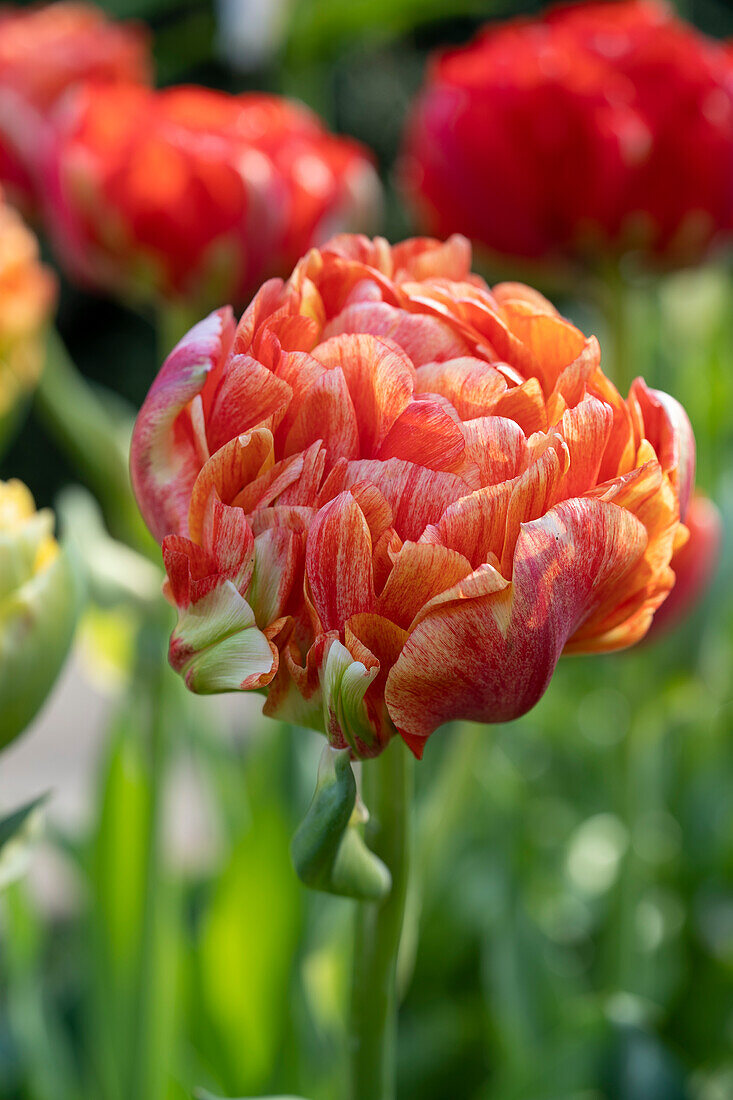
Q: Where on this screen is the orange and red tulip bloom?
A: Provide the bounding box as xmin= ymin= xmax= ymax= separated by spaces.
xmin=130 ymin=234 xmax=695 ymax=759
xmin=43 ymin=83 xmax=381 ymax=309
xmin=402 ymin=0 xmax=733 ymax=268
xmin=0 ymin=1 xmax=150 ymax=211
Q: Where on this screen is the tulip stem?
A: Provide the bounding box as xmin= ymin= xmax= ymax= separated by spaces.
xmin=34 ymin=328 xmax=155 ymax=558
xmin=349 ymin=738 xmax=413 ymax=1100
xmin=604 ymin=265 xmax=635 ymax=395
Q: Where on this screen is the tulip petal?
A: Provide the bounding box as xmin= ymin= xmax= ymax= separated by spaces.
xmin=377 ymin=541 xmax=473 ymax=629
xmin=130 ymin=307 xmax=234 ymax=541
xmin=188 ymin=428 xmax=274 ymax=543
xmin=462 ymin=415 xmax=528 ymax=487
xmin=377 ymin=398 xmax=468 ymax=475
xmin=311 ymin=334 xmax=414 ymax=455
xmin=205 ymin=354 xmax=292 ymax=453
xmin=320 ymin=638 xmax=381 ymax=756
xmin=414 ymin=357 xmax=507 ymax=418
xmin=169 ymin=580 xmax=277 ymax=693
xmin=306 ymin=491 xmax=375 ymax=632
xmin=385 ymin=498 xmax=647 ymax=752
xmin=324 ymin=300 xmax=468 ymax=365
xmin=631 ymin=378 xmax=695 ymax=518
xmin=283 ymin=366 xmax=360 ymax=465
xmin=336 ymin=457 xmax=471 ymax=542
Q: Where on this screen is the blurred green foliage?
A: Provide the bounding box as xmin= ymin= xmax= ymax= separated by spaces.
xmin=1 ymin=2 xmax=733 ymax=1100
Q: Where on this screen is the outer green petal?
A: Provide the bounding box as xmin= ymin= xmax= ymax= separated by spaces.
xmin=169 ymin=580 xmax=276 ymax=693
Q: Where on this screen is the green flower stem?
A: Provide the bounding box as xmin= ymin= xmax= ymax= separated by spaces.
xmin=349 ymin=738 xmax=413 ymax=1100
xmin=157 ymin=302 xmax=204 ymax=360
xmin=34 ymin=328 xmax=155 ymax=559
xmin=602 ymin=265 xmax=635 ymax=396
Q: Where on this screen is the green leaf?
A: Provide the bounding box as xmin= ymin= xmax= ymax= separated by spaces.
xmin=197 ymin=800 xmax=302 ymax=1093
xmin=0 ymin=794 xmax=47 ymax=891
xmin=291 ymin=745 xmax=391 ymax=901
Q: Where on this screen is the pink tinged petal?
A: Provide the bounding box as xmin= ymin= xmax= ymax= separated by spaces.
xmin=248 ymin=526 xmax=304 ymax=628
xmin=205 ymin=354 xmax=292 ymax=454
xmin=462 ymin=416 xmax=528 ymax=487
xmin=631 ymin=379 xmax=695 ymax=519
xmin=306 ymin=491 xmax=375 ymax=633
xmin=334 ymin=457 xmax=471 ymax=541
xmin=169 ymin=580 xmax=277 ymax=693
xmin=385 ymin=498 xmax=647 ymax=753
xmin=320 ymin=638 xmax=381 ymax=757
xmin=130 ymin=307 xmax=235 ymax=542
xmin=323 ymin=300 xmax=469 ymax=365
xmin=414 ymin=357 xmax=507 ymax=419
xmin=377 ymin=398 xmax=469 ymax=476
xmin=232 ymin=278 xmax=286 ymax=354
xmin=310 ymin=334 xmax=414 ymax=455
xmin=283 ymin=367 xmax=360 ymax=466
xmin=187 ymin=428 xmax=275 ymax=544
xmin=377 ymin=541 xmax=473 ymax=629
xmin=557 ymin=395 xmax=614 ymax=498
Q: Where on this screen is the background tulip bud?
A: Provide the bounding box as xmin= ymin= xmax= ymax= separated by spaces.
xmin=0 ymin=0 xmax=151 ymax=212
xmin=0 ymin=190 xmax=56 ymax=455
xmin=0 ymin=479 xmax=79 ymax=748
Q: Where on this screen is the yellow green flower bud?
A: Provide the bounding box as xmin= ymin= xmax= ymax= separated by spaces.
xmin=0 ymin=479 xmax=78 ymax=748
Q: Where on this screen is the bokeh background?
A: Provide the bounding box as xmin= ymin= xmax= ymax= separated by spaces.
xmin=1 ymin=2 xmax=732 ymax=1099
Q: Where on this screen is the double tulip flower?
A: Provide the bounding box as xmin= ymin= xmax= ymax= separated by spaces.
xmin=131 ymin=233 xmax=695 ymax=759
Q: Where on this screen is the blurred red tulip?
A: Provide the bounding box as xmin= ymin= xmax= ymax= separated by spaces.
xmin=402 ymin=0 xmax=733 ymax=269
xmin=43 ymin=83 xmax=381 ymax=309
xmin=130 ymin=233 xmax=694 ymax=759
xmin=0 ymin=1 xmax=150 ymax=211
xmin=648 ymin=492 xmax=722 ymax=638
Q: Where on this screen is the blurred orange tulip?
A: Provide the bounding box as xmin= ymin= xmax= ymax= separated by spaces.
xmin=0 ymin=187 xmax=56 ymax=442
xmin=0 ymin=1 xmax=150 ymax=210
xmin=44 ymin=83 xmax=381 ymax=309
xmin=131 ymin=234 xmax=695 ymax=758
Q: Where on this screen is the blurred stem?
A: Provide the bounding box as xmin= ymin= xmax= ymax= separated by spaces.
xmin=157 ymin=302 xmax=202 ymax=361
xmin=350 ymin=739 xmax=413 ymax=1100
xmin=603 ymin=265 xmax=634 ymax=395
xmin=128 ymin=617 xmax=171 ymax=1100
xmin=34 ymin=328 xmax=155 ymax=559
